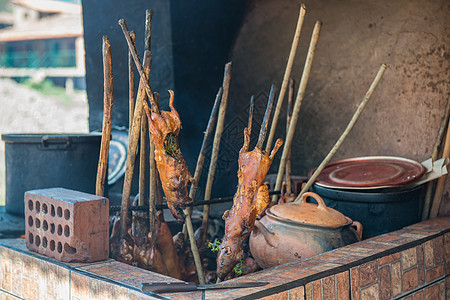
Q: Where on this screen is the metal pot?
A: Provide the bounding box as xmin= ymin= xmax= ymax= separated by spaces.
xmin=249 ymin=192 xmax=362 ymax=269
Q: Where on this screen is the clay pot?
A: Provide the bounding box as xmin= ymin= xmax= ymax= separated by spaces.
xmin=249 ymin=192 xmax=362 ymax=269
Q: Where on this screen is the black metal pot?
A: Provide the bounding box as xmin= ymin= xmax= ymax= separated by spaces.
xmin=2 ymin=133 xmax=102 ymax=216
xmin=310 ymin=184 xmax=426 ymax=239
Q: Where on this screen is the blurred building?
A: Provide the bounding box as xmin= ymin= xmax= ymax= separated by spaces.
xmin=0 ymin=0 xmax=85 ymax=89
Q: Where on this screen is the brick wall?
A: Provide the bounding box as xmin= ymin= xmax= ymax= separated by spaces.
xmin=1 ymin=217 xmax=450 ymax=299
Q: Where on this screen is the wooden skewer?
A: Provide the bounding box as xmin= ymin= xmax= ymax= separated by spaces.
xmin=295 ymin=64 xmax=387 ymax=202
xmin=246 ymin=96 xmax=255 ymax=146
xmin=429 ymin=98 xmax=450 ymax=219
xmin=96 ymin=36 xmax=113 ymax=197
xmin=272 ymin=21 xmax=322 ymax=204
xmin=120 ymin=51 xmax=152 ymax=239
xmin=148 ymin=92 xmax=159 ymax=233
xmin=266 ymin=3 xmax=306 ymax=152
xmin=138 ymin=10 xmax=154 ymax=207
xmin=256 ymin=83 xmax=277 ymax=149
xmin=285 ymin=78 xmax=295 ymax=195
xmin=200 ymin=62 xmax=232 ymax=244
xmin=128 ymin=32 xmax=135 ymax=131
xmin=422 ymin=98 xmax=450 ymax=220
xmin=118 ymin=19 xmax=159 ymax=114
xmin=182 ymin=87 xmax=223 ymax=237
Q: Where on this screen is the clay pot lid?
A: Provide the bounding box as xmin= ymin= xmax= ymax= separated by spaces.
xmin=268 ymin=192 xmax=350 ymax=228
xmin=312 ymin=156 xmax=426 ymax=190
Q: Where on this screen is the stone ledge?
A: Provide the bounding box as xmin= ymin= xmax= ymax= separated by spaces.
xmin=1 ymin=217 xmax=450 ymax=299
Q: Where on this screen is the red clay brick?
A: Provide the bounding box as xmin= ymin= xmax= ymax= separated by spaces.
xmin=424 ymin=240 xmax=434 ymax=269
xmin=312 ymin=280 xmax=321 ymax=300
xmin=445 ymin=232 xmax=450 ymax=273
xmin=288 ymin=286 xmax=304 ymax=299
xmin=305 ymin=282 xmax=313 ymax=299
xmin=403 ymin=267 xmax=419 ymax=293
xmin=335 ymin=254 xmax=366 ymax=264
xmin=276 ymin=271 xmax=308 ymax=280
xmin=22 ymin=277 xmax=39 ymax=300
xmin=425 ymin=283 xmax=439 ymax=299
xmin=322 ymin=275 xmax=335 ymax=300
xmin=25 ymin=188 xmax=109 ymax=263
xmin=401 ymin=247 xmax=418 ymax=270
xmin=360 ymin=283 xmax=380 ymax=299
xmin=46 ymin=262 xmax=57 ymax=298
xmin=71 ymin=271 xmax=90 ymax=299
xmin=391 ymin=261 xmax=402 ymax=297
xmin=379 ymin=265 xmax=391 ymax=300
xmin=99 ymin=281 xmax=114 ymax=299
xmin=372 ymin=235 xmax=403 ymax=243
xmin=434 ymin=236 xmax=444 ymax=265
xmin=89 ymin=278 xmax=100 ymax=300
xmin=1 ymin=257 xmax=11 ymax=292
xmin=413 ymin=290 xmax=424 ymax=300
xmin=359 ymin=260 xmax=378 ymax=287
xmin=379 ymin=252 xmax=401 ymax=265
xmin=336 ymin=271 xmax=349 ymax=300
xmin=350 ymin=267 xmax=360 ymax=300
xmin=314 ymin=252 xmax=348 ymax=262
xmin=426 ymin=264 xmax=444 ymax=282
xmin=57 ymin=266 xmax=70 ymax=300
xmin=260 ymin=291 xmax=288 ymax=300
xmin=417 ymin=244 xmax=425 ymax=285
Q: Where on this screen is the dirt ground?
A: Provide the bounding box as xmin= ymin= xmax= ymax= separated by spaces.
xmin=0 ymin=78 xmax=89 ymax=206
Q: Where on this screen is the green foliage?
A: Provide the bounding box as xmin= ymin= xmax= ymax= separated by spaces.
xmin=0 ymin=0 xmax=11 ymax=12
xmin=207 ymin=239 xmax=221 ymax=253
xmin=21 ymin=79 xmax=73 ymax=106
xmin=233 ymin=259 xmax=244 ymax=275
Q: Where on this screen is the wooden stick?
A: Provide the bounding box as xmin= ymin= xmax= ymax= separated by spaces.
xmin=182 ymin=87 xmax=223 ymax=237
xmin=182 ymin=208 xmax=205 ymax=284
xmin=429 ymin=99 xmax=450 ymax=219
xmin=422 ymin=98 xmax=450 ymax=220
xmin=272 ymin=21 xmax=322 ymax=204
xmin=200 ymin=62 xmax=232 ymax=244
xmin=128 ymin=32 xmax=135 ymax=131
xmin=120 ymin=51 xmax=152 ymax=239
xmin=285 ymin=78 xmax=295 ymax=194
xmin=294 ymin=64 xmax=387 ymax=202
xmin=96 ymin=36 xmax=113 ymax=197
xmin=118 ymin=19 xmax=159 ymax=114
xmin=247 ymin=96 xmax=255 ymax=139
xmin=148 ymin=92 xmax=159 ymax=233
xmin=256 ymin=83 xmax=277 ymax=149
xmin=266 ymin=3 xmax=306 ymax=152
xmin=138 ymin=10 xmax=154 ymax=207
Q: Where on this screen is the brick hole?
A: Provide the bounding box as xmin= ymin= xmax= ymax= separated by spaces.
xmin=57 ymin=242 xmax=62 ymax=253
xmin=36 ymin=201 xmax=41 ymax=213
xmin=64 ymin=243 xmax=76 ymax=254
xmin=50 ymin=240 xmax=55 ymax=251
xmin=50 ymin=223 xmax=55 ymax=234
xmin=28 ymin=216 xmax=33 ymax=227
xmin=28 ymin=200 xmax=33 ymax=211
xmin=43 ymin=237 xmax=48 ymax=248
xmin=28 ymin=233 xmax=33 ymax=244
xmin=57 ymin=224 xmax=62 ymax=236
xmin=64 ymin=209 xmax=70 ymax=220
xmin=57 ymin=206 xmax=62 ymax=218
xmin=64 ymin=225 xmax=70 ymax=237
xmin=42 ymin=203 xmax=48 ymax=214
xmin=35 ymin=218 xmax=41 ymax=228
xmin=43 ymin=220 xmax=48 ymax=231
xmin=51 ymin=205 xmax=55 ymax=217
xmin=35 ymin=235 xmax=41 ymax=247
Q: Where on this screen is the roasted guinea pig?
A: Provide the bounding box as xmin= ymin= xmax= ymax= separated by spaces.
xmin=144 ymin=90 xmax=194 ymax=222
xmin=216 ymin=125 xmax=283 ymax=279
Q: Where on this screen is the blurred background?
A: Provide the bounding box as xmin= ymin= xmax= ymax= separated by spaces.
xmin=0 ymin=0 xmax=88 ymax=206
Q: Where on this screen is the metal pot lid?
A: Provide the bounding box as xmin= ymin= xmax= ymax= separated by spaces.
xmin=268 ymin=192 xmax=351 ymax=228
xmin=313 ymin=156 xmax=426 ymax=190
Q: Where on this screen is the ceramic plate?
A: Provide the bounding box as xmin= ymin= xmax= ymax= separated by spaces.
xmin=313 ymin=156 xmax=426 ymax=190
